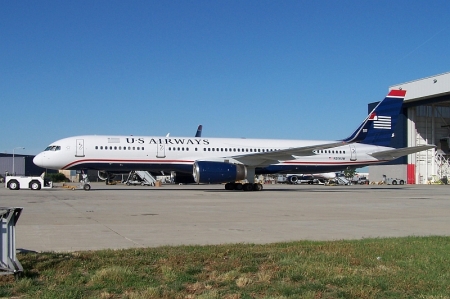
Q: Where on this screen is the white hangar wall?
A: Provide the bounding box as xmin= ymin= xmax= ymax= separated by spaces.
xmin=369 ymin=72 xmax=450 ymax=184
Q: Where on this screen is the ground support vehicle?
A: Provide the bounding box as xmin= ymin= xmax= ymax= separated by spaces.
xmin=382 ymin=175 xmax=405 ymax=185
xmin=5 ymin=174 xmax=53 ymax=190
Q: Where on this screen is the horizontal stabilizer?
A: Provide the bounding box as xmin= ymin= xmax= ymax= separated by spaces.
xmin=368 ymin=145 xmax=435 ymax=161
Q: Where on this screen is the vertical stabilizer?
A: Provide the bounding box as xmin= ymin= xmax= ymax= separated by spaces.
xmin=343 ymin=90 xmax=405 ymax=146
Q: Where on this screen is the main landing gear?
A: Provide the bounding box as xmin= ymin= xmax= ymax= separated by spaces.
xmin=224 ymin=182 xmax=263 ymax=191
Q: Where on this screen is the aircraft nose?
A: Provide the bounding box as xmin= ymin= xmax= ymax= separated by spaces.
xmin=33 ymin=153 xmax=44 ymax=167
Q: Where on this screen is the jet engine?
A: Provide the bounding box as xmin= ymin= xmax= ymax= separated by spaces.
xmin=193 ymin=161 xmax=246 ymax=184
xmin=98 ymin=171 xmax=115 ymax=181
xmin=288 ymin=175 xmax=298 ymax=184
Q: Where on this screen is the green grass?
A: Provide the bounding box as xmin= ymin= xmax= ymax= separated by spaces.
xmin=1 ymin=236 xmax=450 ymax=298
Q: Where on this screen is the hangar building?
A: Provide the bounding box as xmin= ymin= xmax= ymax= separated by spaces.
xmin=369 ymin=71 xmax=450 ymax=184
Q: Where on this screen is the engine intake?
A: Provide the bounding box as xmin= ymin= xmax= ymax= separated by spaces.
xmin=288 ymin=175 xmax=298 ymax=184
xmin=193 ymin=161 xmax=246 ymax=184
xmin=98 ymin=171 xmax=115 ymax=181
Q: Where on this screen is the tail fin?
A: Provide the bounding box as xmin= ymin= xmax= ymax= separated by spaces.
xmin=195 ymin=125 xmax=203 ymax=137
xmin=343 ymin=90 xmax=405 ymax=146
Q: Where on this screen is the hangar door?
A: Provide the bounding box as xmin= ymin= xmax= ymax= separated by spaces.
xmin=408 ymin=104 xmax=450 ymax=184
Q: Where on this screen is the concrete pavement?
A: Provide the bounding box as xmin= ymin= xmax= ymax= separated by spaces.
xmin=1 ymin=182 xmax=449 ymax=252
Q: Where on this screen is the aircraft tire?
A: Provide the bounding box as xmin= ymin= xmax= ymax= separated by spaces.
xmin=225 ymin=183 xmax=234 ymax=190
xmin=243 ymin=183 xmax=253 ymax=191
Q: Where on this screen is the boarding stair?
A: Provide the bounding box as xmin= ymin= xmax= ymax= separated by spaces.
xmin=336 ymin=176 xmax=351 ymax=185
xmin=125 ymin=171 xmax=157 ymax=186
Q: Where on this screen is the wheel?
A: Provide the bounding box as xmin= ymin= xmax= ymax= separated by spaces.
xmin=7 ymin=180 xmax=20 ymax=190
xmin=30 ymin=180 xmax=41 ymax=190
xmin=392 ymin=180 xmax=397 ymax=185
xmin=234 ymin=183 xmax=243 ymax=190
xmin=83 ymin=184 xmax=91 ymax=191
xmin=399 ymin=180 xmax=405 ymax=185
xmin=243 ymin=183 xmax=253 ymax=191
xmin=126 ymin=182 xmax=130 ymax=186
xmin=225 ymin=183 xmax=234 ymax=190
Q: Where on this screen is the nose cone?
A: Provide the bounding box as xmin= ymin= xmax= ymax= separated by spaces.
xmin=33 ymin=153 xmax=45 ymax=168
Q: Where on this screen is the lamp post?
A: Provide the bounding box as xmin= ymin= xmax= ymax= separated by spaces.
xmin=12 ymin=147 xmax=25 ymax=175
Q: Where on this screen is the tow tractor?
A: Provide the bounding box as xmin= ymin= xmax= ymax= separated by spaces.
xmin=382 ymin=175 xmax=405 ymax=185
xmin=5 ymin=173 xmax=53 ymax=190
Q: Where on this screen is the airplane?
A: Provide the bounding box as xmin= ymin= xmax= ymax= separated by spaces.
xmin=33 ymin=89 xmax=435 ymax=191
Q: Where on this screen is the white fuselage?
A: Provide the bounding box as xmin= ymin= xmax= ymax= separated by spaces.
xmin=33 ymin=135 xmax=387 ymax=175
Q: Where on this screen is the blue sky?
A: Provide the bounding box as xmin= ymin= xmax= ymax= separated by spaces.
xmin=2 ymin=0 xmax=450 ymax=155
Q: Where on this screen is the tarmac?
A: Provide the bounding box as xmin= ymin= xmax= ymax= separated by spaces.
xmin=1 ymin=182 xmax=450 ymax=252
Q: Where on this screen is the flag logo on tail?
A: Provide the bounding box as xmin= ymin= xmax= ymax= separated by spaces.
xmin=373 ymin=116 xmax=391 ymax=129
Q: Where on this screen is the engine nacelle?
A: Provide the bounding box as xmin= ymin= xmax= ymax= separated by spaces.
xmin=193 ymin=161 xmax=246 ymax=184
xmin=288 ymin=175 xmax=298 ymax=184
xmin=98 ymin=171 xmax=115 ymax=181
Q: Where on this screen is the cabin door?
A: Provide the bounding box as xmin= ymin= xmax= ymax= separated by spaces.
xmin=76 ymin=139 xmax=85 ymax=157
xmin=349 ymin=145 xmax=357 ymax=161
xmin=156 ymin=144 xmax=166 ymax=158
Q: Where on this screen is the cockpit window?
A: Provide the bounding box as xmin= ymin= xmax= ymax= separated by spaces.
xmin=44 ymin=145 xmax=61 ymax=151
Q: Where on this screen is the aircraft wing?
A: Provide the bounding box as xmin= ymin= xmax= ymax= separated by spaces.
xmin=368 ymin=145 xmax=436 ymax=161
xmin=231 ymin=141 xmax=348 ymax=166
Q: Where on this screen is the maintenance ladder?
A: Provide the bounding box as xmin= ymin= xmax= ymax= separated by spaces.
xmin=1 ymin=207 xmax=23 ymax=277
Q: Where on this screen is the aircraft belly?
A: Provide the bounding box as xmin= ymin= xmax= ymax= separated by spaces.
xmin=64 ymin=161 xmax=193 ymax=174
